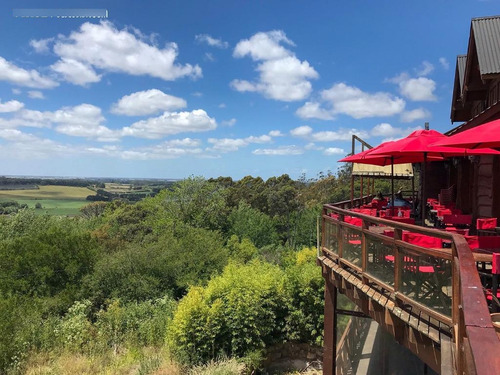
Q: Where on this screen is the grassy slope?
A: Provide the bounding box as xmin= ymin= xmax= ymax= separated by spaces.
xmin=0 ymin=185 xmax=93 ymax=215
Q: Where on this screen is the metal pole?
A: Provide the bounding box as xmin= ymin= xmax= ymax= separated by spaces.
xmin=391 ymin=156 xmax=395 ymax=216
xmin=421 ymin=153 xmax=427 ymax=224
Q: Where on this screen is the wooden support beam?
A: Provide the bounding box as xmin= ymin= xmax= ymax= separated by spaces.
xmin=323 ymin=278 xmax=337 ymax=375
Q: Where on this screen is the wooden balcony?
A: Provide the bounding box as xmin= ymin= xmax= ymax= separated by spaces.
xmin=318 ymin=199 xmax=500 ymax=375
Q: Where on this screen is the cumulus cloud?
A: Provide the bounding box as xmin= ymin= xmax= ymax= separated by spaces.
xmin=269 ymin=130 xmax=284 ymax=137
xmin=0 ymin=56 xmax=58 ymax=89
xmin=252 ymin=145 xmax=303 ymax=155
xmin=0 ymin=99 xmax=24 ymax=113
xmin=323 ymin=147 xmax=345 ymax=155
xmin=50 ymin=58 xmax=102 ymax=86
xmin=290 ymin=125 xmax=367 ymax=142
xmin=389 ymin=73 xmax=437 ymax=101
xmin=0 ymin=103 xmax=118 ymax=141
xmin=46 ymin=21 xmax=201 ymax=85
xmin=400 ymin=108 xmax=431 ymax=123
xmin=195 ymin=34 xmax=229 ymax=49
xmin=231 ymin=30 xmax=318 ymax=101
xmin=295 ymin=101 xmax=334 ymax=120
xmin=30 ymin=38 xmax=54 ymax=53
xmin=296 ymin=83 xmax=405 ymax=120
xmin=122 ymin=109 xmax=216 ymax=139
xmin=27 ymin=91 xmax=44 ymax=99
xmin=111 ymin=89 xmax=187 ymax=116
xmin=208 ymin=134 xmax=272 ymax=153
xmin=370 ymin=122 xmax=422 ymax=141
xmin=290 ymin=125 xmax=313 ymax=137
xmin=50 ymin=104 xmax=120 ymax=142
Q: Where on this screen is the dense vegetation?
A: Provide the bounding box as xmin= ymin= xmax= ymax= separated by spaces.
xmin=0 ymin=169 xmax=393 ymax=374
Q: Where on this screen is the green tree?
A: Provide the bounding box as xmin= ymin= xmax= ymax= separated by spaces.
xmin=228 ymin=202 xmax=278 ymax=248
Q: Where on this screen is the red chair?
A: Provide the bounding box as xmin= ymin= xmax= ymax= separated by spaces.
xmin=442 ymin=214 xmax=472 ymax=232
xmin=477 ymin=218 xmax=497 ymax=230
xmin=403 ymin=232 xmax=442 ymax=248
xmin=477 ymin=236 xmax=500 ymax=253
xmin=464 ymin=235 xmax=479 ymax=250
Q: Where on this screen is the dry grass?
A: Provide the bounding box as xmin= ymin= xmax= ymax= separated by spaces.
xmin=23 ymin=347 xmax=183 ymax=375
xmin=0 ymin=185 xmax=93 ymax=200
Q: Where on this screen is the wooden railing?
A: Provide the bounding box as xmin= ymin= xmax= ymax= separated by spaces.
xmin=320 ymin=202 xmax=500 ymax=374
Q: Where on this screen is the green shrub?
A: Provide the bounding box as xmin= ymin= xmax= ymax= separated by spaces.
xmin=167 ymin=261 xmax=288 ymax=364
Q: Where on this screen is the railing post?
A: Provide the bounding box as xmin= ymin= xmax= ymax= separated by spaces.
xmin=394 ymin=227 xmax=403 ymax=291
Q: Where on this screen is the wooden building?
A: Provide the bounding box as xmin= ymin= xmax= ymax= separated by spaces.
xmin=449 ymin=15 xmax=500 ymax=221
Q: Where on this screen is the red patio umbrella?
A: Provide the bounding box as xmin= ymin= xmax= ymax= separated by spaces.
xmin=432 ymin=119 xmax=500 ymax=149
xmin=369 ymin=129 xmax=500 ymax=220
xmin=339 ymin=141 xmax=445 ymax=212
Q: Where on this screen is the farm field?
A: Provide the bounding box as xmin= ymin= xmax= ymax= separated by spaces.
xmin=0 ymin=185 xmax=93 ymax=215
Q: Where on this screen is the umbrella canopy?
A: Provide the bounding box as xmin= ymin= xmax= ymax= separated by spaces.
xmin=369 ymin=129 xmax=500 ymax=221
xmin=369 ymin=129 xmax=500 ymax=158
xmin=339 ymin=141 xmax=444 ymax=166
xmin=432 ymin=119 xmax=500 ymax=149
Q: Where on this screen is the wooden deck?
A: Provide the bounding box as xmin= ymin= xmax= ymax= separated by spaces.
xmin=319 ymin=200 xmax=500 ymax=374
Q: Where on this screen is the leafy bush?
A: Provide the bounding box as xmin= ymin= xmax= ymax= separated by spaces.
xmin=167 ymin=261 xmax=288 ymax=364
xmin=95 ymin=296 xmax=177 ymax=351
xmin=284 ymin=247 xmax=324 ymax=346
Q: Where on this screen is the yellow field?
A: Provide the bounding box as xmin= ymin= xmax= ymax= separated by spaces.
xmin=0 ymin=185 xmax=93 ymax=200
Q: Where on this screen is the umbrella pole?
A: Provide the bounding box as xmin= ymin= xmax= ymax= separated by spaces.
xmin=391 ymin=156 xmax=395 ymax=216
xmin=412 ymin=174 xmax=415 ymax=216
xmin=421 ymin=153 xmax=427 ymax=225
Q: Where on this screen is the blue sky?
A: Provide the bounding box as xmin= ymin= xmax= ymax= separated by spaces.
xmin=0 ymin=0 xmax=498 ymax=180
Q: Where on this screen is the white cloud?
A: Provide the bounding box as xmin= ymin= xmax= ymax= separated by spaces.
xmin=195 ymin=34 xmax=229 ymax=49
xmin=400 ymin=108 xmax=431 ymax=123
xmin=291 ymin=125 xmax=367 ymax=142
xmin=208 ymin=134 xmax=272 ymax=153
xmin=85 ymin=141 xmax=204 ymax=160
xmin=30 ymin=38 xmax=54 ymax=53
xmin=50 ymin=104 xmax=120 ymax=142
xmin=231 ymin=31 xmax=318 ymax=101
xmin=323 ymin=147 xmax=345 ymax=155
xmin=50 ymin=58 xmax=102 ymax=86
xmin=0 ymin=103 xmax=118 ymax=141
xmin=218 ymin=103 xmax=226 ymax=108
xmin=11 ymin=88 xmax=21 ymax=95
xmin=295 ymin=101 xmax=334 ymax=120
xmin=111 ymin=89 xmax=186 ymax=116
xmin=269 ymin=130 xmax=284 ymax=137
xmin=416 ymin=61 xmax=434 ymax=76
xmin=322 ymin=83 xmax=406 ymax=118
xmin=305 ymin=142 xmax=324 ymax=151
xmin=370 ymin=122 xmax=422 ymax=140
xmin=221 ymin=118 xmax=236 ymax=126
xmin=290 ymin=125 xmax=313 ymax=137
xmin=51 ymin=21 xmax=201 ymax=84
xmin=253 ymin=145 xmax=303 ymax=155
xmin=296 ymin=83 xmax=405 ymax=120
xmin=0 ymin=99 xmax=24 ymax=113
xmin=399 ymin=77 xmax=436 ymax=101
xmin=0 ymin=56 xmax=58 ymax=89
xmin=389 ymin=73 xmax=437 ymax=101
xmin=370 ymin=123 xmax=399 ymax=137
xmin=0 ymin=128 xmax=37 ymax=142
xmin=310 ymin=130 xmax=367 ymax=142
xmin=192 ymin=92 xmax=203 ymax=97
xmin=439 ymin=57 xmax=449 ymax=70
xmin=27 ymin=91 xmax=44 ymax=99
xmin=122 ymin=109 xmax=216 ymax=139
